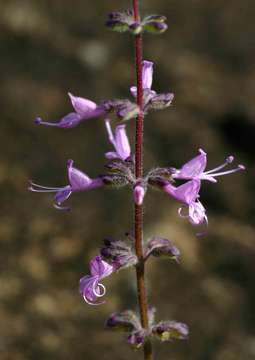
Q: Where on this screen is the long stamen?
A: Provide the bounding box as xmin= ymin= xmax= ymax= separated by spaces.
xmin=105 ymin=119 xmax=116 ymax=146
xmin=204 ymin=156 xmax=234 ymax=175
xmin=35 ymin=117 xmax=58 ymax=127
xmin=208 ymin=165 xmax=245 ymax=177
xmin=29 ymin=181 xmax=60 ymax=190
xmin=28 ymin=187 xmax=58 ymax=193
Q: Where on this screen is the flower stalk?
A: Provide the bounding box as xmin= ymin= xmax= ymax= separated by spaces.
xmin=133 ymin=0 xmax=153 ymax=359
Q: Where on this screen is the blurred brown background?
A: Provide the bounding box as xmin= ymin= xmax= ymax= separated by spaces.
xmin=0 ymin=0 xmax=254 ymax=359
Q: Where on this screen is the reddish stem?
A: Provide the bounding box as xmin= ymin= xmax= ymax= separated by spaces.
xmin=133 ymin=1 xmax=153 ymax=359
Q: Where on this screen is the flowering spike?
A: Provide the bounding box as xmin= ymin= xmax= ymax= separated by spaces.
xmin=79 ymin=256 xmax=114 ymax=305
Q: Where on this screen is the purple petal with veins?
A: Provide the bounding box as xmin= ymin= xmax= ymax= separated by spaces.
xmin=105 ymin=120 xmax=131 ymax=161
xmin=67 ymin=160 xmax=92 ymax=190
xmin=164 ymin=180 xmax=201 ymax=204
xmin=54 ymin=186 xmax=72 ymax=205
xmin=68 ymin=92 xmax=97 ymax=116
xmin=90 ymin=256 xmax=114 ymax=278
xmin=174 ymin=149 xmax=207 ymax=179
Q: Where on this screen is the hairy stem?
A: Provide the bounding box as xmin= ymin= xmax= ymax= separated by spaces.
xmin=133 ymin=1 xmax=153 ymax=359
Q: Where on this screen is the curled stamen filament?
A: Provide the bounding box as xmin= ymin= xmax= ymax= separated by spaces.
xmin=93 ymin=281 xmax=106 ymax=297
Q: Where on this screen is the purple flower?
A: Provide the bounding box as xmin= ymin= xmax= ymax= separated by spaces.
xmin=29 ymin=159 xmax=103 ymax=210
xmin=35 ymin=93 xmax=105 ymax=128
xmin=105 ymin=119 xmax=131 ymax=161
xmin=79 ymin=256 xmax=113 ymax=305
xmin=164 ymin=180 xmax=207 ymax=226
xmin=171 ymin=148 xmax=245 ymax=183
xmin=130 ymin=60 xmax=155 ymax=99
xmin=130 ymin=60 xmax=174 ymax=110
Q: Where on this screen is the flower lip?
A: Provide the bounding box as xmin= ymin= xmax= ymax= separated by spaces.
xmin=79 ymin=256 xmax=114 ymax=305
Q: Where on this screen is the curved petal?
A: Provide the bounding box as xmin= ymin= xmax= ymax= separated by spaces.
xmin=188 ymin=201 xmax=206 ymax=226
xmin=105 ymin=151 xmax=119 ymax=160
xmin=79 ymin=275 xmax=99 ymax=304
xmin=54 ymin=186 xmax=72 ymax=204
xmin=114 ymin=124 xmax=131 ymax=160
xmin=67 ymin=160 xmax=92 ymax=191
xmin=173 ymin=180 xmax=201 ymax=204
xmin=68 ymin=93 xmax=97 ymax=116
xmin=90 ymin=256 xmax=113 ymax=279
xmin=142 ymin=60 xmax=154 ymax=89
xmin=175 ymin=149 xmax=207 ymax=179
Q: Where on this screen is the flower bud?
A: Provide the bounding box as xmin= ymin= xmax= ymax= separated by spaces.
xmin=101 ymin=236 xmax=138 ymax=271
xmin=106 ymin=310 xmax=140 ymax=332
xmin=106 ymin=20 xmax=129 ymax=33
xmin=106 ymin=10 xmax=134 ymax=33
xmin=143 ymin=21 xmax=168 ymax=34
xmin=102 ymin=175 xmax=129 ymax=188
xmin=142 ymin=14 xmax=168 ymax=34
xmin=116 ymin=102 xmax=140 ymax=121
xmin=145 ymin=237 xmax=180 ymax=263
xmin=152 ymin=321 xmax=189 ymax=341
xmin=150 ymin=93 xmax=174 ymax=110
xmin=129 ymin=23 xmax=143 ymax=35
xmin=148 ymin=176 xmax=169 ymax=188
xmin=133 ymin=183 xmax=146 ymax=205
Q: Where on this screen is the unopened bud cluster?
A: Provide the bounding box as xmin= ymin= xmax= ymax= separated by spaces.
xmin=106 ymin=11 xmax=168 ymax=35
xmin=106 ymin=307 xmax=188 ymax=349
